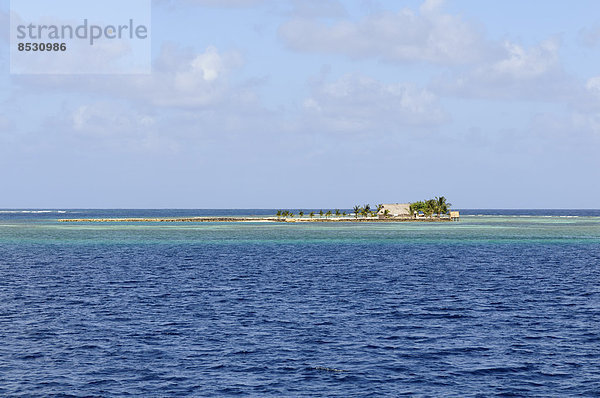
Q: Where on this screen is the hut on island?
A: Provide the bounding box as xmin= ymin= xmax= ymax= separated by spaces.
xmin=378 ymin=203 xmax=411 ymax=218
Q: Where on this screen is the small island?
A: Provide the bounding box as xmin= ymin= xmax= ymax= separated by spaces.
xmin=60 ymin=197 xmax=460 ymax=223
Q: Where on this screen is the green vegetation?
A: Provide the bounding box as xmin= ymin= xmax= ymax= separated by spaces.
xmin=409 ymin=196 xmax=452 ymax=219
xmin=277 ymin=209 xmax=355 ymax=219
xmin=351 ymin=203 xmax=377 ymax=218
xmin=275 ymin=197 xmax=452 ymax=221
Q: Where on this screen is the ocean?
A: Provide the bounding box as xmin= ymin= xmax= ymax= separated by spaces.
xmin=0 ymin=209 xmax=599 ymax=396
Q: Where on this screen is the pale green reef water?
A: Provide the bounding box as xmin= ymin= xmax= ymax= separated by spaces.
xmin=0 ymin=215 xmax=599 ymax=245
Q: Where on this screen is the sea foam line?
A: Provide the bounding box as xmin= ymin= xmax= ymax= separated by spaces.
xmin=0 ymin=210 xmax=67 ymax=214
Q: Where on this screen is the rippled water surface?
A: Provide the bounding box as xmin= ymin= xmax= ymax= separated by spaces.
xmin=1 ymin=210 xmax=599 ymax=396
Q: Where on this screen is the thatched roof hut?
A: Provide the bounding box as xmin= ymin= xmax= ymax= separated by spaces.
xmin=378 ymin=203 xmax=411 ymax=217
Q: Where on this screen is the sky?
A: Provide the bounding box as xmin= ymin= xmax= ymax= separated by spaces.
xmin=1 ymin=0 xmax=599 ymax=209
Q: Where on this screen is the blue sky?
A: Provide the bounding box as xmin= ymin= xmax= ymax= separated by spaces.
xmin=1 ymin=0 xmax=599 ymax=208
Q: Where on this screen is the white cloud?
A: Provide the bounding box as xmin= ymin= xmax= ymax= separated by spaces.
xmin=188 ymin=46 xmax=225 ymax=82
xmin=116 ymin=44 xmax=244 ymax=108
xmin=562 ymin=75 xmax=600 ymax=123
xmin=15 ymin=44 xmax=245 ymax=109
xmin=491 ymin=40 xmax=558 ymax=79
xmin=71 ymin=103 xmax=155 ymax=136
xmin=45 ymin=101 xmax=185 ymax=153
xmin=585 ymin=76 xmax=600 ymax=96
xmin=279 ymin=0 xmax=486 ymax=65
xmin=8 ymin=41 xmax=281 ymax=154
xmin=302 ymin=74 xmax=447 ymax=133
xmin=529 ymin=110 xmax=600 ymax=153
xmin=434 ymin=39 xmax=573 ymax=100
xmin=523 ymin=74 xmax=600 ymax=147
xmin=571 ymin=112 xmax=600 ymax=137
xmin=419 ymin=0 xmax=445 ymax=14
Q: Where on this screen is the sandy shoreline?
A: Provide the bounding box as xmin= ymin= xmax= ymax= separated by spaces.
xmin=58 ymin=217 xmax=455 ymax=223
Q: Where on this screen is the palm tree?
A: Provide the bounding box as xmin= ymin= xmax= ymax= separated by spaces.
xmin=289 ymin=212 xmax=294 ymax=218
xmin=276 ymin=210 xmax=282 ymax=219
xmin=309 ymin=212 xmax=315 ymax=218
xmin=299 ymin=211 xmax=304 ymax=217
xmin=363 ymin=204 xmax=371 ymax=214
xmin=410 ymin=201 xmax=426 ymax=218
xmin=376 ymin=204 xmax=383 ymax=213
xmin=353 ymin=205 xmax=361 ymax=219
xmin=326 ymin=210 xmax=332 ymax=218
xmin=342 ymin=212 xmax=347 ymax=216
xmin=409 ymin=198 xmax=452 ymax=219
xmin=383 ymin=209 xmax=390 ymax=218
xmin=335 ymin=209 xmax=341 ymax=217
xmin=435 ymin=196 xmax=451 ymax=217
xmin=319 ymin=209 xmax=324 ymax=218
xmin=425 ymin=199 xmax=437 ymax=218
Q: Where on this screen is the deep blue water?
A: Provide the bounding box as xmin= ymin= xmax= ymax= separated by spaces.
xmin=1 ymin=210 xmax=599 ymax=396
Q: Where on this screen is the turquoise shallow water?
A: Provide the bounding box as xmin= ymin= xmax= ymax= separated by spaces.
xmin=0 ymin=210 xmax=599 ymax=396
xmin=1 ymin=214 xmax=599 ymax=245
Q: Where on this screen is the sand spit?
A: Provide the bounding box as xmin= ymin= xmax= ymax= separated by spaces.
xmin=59 ymin=217 xmax=454 ymax=223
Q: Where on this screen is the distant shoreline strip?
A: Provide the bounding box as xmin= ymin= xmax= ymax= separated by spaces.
xmin=58 ymin=217 xmax=454 ymax=223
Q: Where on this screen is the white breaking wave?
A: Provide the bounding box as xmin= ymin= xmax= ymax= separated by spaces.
xmin=0 ymin=210 xmax=67 ymax=214
xmin=465 ymin=214 xmax=581 ymax=218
